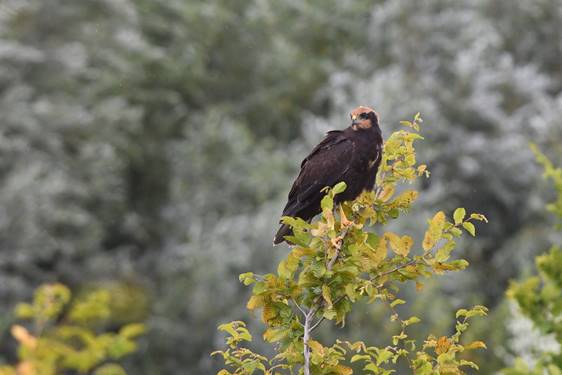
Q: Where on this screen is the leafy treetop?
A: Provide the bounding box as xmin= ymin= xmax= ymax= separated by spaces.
xmin=213 ymin=114 xmax=488 ymax=374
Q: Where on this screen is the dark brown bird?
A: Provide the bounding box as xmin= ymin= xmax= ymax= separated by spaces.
xmin=274 ymin=106 xmax=383 ymax=245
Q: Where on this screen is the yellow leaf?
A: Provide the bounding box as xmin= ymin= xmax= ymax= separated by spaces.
xmin=385 ymin=232 xmax=400 ymax=254
xmin=307 ymin=340 xmax=324 ymax=356
xmin=435 ymin=336 xmax=451 ymax=354
xmin=321 ymin=195 xmax=335 ymax=229
xmin=335 ymin=365 xmax=353 ymax=375
xmin=465 ymin=341 xmax=487 ymax=350
xmin=292 ymin=247 xmax=315 ymax=258
xmin=263 ymin=328 xmax=287 ymax=343
xmin=311 ymin=222 xmax=329 ymax=237
xmin=368 ymin=235 xmax=387 ymax=266
xmin=339 ymin=205 xmax=353 ymax=227
xmin=246 ymin=295 xmax=262 ymax=311
xmin=422 ymin=211 xmax=446 ymax=251
xmin=378 ymin=184 xmax=395 ymax=202
xmin=385 ymin=232 xmax=413 ymax=257
xmin=262 ymin=304 xmax=277 ymax=323
xmin=391 ymin=190 xmax=418 ymax=209
xmin=417 ymin=164 xmax=429 ymax=177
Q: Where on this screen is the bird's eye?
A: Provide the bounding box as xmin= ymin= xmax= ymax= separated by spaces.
xmin=359 ymin=113 xmax=369 ymax=119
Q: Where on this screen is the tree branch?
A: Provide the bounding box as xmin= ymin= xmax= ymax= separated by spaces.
xmin=303 ymin=308 xmax=314 ymax=375
xmin=371 ymin=258 xmax=418 ymax=282
xmin=303 ymin=223 xmax=351 ymax=374
xmin=291 ymin=298 xmax=307 ymax=318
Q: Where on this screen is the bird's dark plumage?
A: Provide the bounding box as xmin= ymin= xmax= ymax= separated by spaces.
xmin=274 ymin=106 xmax=383 ymax=245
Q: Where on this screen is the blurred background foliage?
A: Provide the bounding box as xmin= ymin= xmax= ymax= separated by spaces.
xmin=1 ymin=283 xmax=144 ymax=375
xmin=501 ymin=148 xmax=562 ymax=375
xmin=0 ymin=0 xmax=561 ymax=373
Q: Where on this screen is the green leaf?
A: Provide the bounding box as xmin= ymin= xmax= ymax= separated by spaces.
xmin=332 ymin=181 xmax=347 ymax=195
xmin=321 ymin=194 xmax=334 ymax=211
xmin=403 ymin=316 xmax=421 ymax=326
xmin=239 ymin=272 xmax=255 ymax=286
xmin=119 ymin=323 xmax=145 ymax=339
xmin=14 ymin=303 xmax=34 ymax=319
xmin=453 ymin=208 xmax=466 ymax=225
xmin=448 ymin=259 xmax=469 ymax=270
xmin=277 ymin=260 xmax=290 ymax=279
xmin=351 ymin=354 xmax=371 ymax=363
xmin=470 ymin=213 xmax=489 ymax=223
xmin=345 ymin=284 xmax=357 ymax=302
xmin=435 ymin=241 xmax=455 ymax=262
xmin=462 ymin=222 xmax=476 ymax=236
xmin=94 ymin=364 xmax=127 ymax=375
xmin=376 ymin=348 xmax=394 ymax=365
xmin=450 ymin=227 xmax=463 ymax=237
xmin=459 ymin=360 xmax=479 ymax=370
xmin=465 ymin=305 xmax=488 ymax=318
xmin=322 ymin=285 xmax=333 ymax=307
xmin=456 ymin=309 xmax=468 ymax=318
xmin=323 ymin=309 xmax=337 ymax=320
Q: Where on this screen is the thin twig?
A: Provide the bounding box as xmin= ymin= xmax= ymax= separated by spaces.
xmin=326 ymin=247 xmax=340 ymax=270
xmin=291 ymin=298 xmax=307 ymax=317
xmin=309 ymin=316 xmax=324 ymax=333
xmin=309 ymin=260 xmax=419 ymax=335
xmin=371 ymin=259 xmax=418 ymax=282
xmin=309 ymin=295 xmax=346 ymax=333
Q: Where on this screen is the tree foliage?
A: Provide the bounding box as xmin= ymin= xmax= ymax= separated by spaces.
xmin=502 ymin=148 xmax=562 ymax=375
xmin=213 ymin=115 xmax=488 ymax=374
xmin=0 ymin=283 xmax=144 ymax=375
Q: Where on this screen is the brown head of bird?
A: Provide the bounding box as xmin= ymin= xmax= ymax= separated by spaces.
xmin=350 ymin=106 xmax=379 ymax=131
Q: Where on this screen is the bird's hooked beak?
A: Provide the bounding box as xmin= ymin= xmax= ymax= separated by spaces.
xmin=351 ymin=114 xmax=359 ymax=127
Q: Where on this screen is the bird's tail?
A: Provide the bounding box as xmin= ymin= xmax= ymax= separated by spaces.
xmin=273 ymin=224 xmax=293 ymax=245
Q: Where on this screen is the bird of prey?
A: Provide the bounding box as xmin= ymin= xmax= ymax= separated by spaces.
xmin=274 ymin=106 xmax=383 ymax=245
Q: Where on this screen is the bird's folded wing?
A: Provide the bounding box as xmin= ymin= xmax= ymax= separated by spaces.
xmin=283 ymin=133 xmax=354 ymax=217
